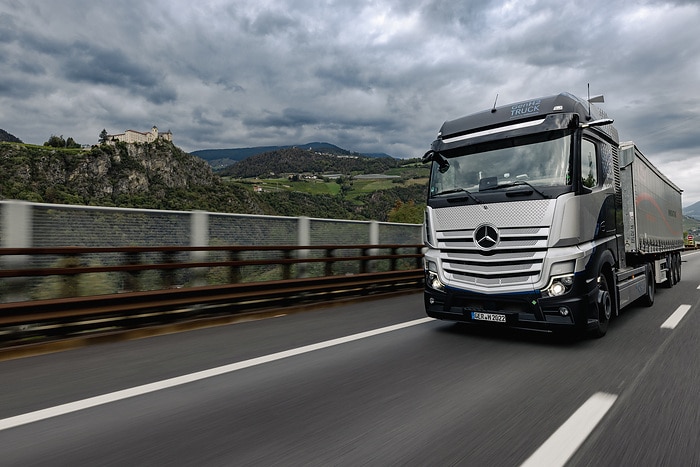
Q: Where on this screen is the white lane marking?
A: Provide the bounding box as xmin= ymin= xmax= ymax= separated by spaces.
xmin=0 ymin=317 xmax=434 ymax=432
xmin=520 ymin=392 xmax=618 ymax=467
xmin=661 ymin=304 xmax=692 ymax=329
xmin=696 ymin=284 xmax=700 ymax=290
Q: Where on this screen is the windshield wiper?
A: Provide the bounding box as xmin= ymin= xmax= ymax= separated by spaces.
xmin=480 ymin=180 xmax=550 ymax=198
xmin=433 ymin=187 xmax=484 ymax=204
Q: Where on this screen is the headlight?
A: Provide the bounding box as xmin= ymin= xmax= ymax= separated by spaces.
xmin=426 ymin=270 xmax=445 ymax=292
xmin=542 ymin=274 xmax=574 ymax=297
xmin=549 ymin=282 xmax=567 ymax=296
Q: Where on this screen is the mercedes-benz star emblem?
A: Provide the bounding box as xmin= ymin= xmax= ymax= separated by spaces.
xmin=474 ymin=224 xmax=500 ymax=250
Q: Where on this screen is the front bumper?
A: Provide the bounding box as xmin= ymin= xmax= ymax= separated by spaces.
xmin=424 ymin=282 xmax=599 ymax=334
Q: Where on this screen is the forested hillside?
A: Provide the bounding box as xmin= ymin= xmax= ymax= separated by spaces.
xmin=193 ymin=141 xmax=392 ymax=169
xmin=0 ymin=141 xmax=427 ymax=222
xmin=220 ymin=147 xmax=405 ymax=178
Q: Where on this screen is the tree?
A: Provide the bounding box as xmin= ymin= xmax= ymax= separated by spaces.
xmin=44 ymin=134 xmax=81 ymax=148
xmin=65 ymin=137 xmax=81 ymax=149
xmin=44 ymin=135 xmax=66 ymax=148
xmin=99 ymin=129 xmax=109 ymax=144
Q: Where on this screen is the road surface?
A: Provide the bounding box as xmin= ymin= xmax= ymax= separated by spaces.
xmin=1 ymin=251 xmax=699 ymax=465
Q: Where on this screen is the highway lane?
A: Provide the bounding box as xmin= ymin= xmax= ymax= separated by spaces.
xmin=0 ymin=251 xmax=698 ymax=465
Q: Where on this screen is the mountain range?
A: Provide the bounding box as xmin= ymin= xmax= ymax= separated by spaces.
xmin=191 ymin=142 xmax=392 ymax=169
xmin=684 ymin=201 xmax=700 ymax=221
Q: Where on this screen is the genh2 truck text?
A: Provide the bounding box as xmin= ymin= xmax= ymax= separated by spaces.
xmin=422 ymin=92 xmax=684 ymax=338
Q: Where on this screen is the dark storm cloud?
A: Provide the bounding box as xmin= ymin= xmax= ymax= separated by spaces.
xmin=61 ymin=43 xmax=176 ymax=103
xmin=244 ymin=9 xmax=298 ymax=36
xmin=244 ymin=108 xmax=322 ymax=128
xmin=1 ymin=0 xmax=700 ymax=203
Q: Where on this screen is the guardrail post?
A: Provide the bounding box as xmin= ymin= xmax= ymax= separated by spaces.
xmin=229 ymin=250 xmax=242 ymax=283
xmin=123 ymin=251 xmax=141 ymax=292
xmin=325 ymin=248 xmax=334 ymax=276
xmin=283 ymin=249 xmax=292 ymax=280
xmin=162 ymin=251 xmax=177 ymax=288
xmin=1 ymin=200 xmax=32 ymax=302
xmin=390 ymin=247 xmax=398 ymax=271
xmin=59 ymin=254 xmax=81 ymax=298
xmin=360 ymin=247 xmax=370 ymax=274
xmin=369 ymin=220 xmax=379 ymax=272
xmin=297 ymin=216 xmax=310 ymax=278
xmin=191 ymin=210 xmax=208 ymax=287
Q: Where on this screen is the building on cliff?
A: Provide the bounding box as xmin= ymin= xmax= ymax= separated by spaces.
xmin=107 ymin=126 xmax=172 ymax=145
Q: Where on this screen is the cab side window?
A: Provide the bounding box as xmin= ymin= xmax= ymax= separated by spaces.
xmin=581 ymin=139 xmax=598 ymax=188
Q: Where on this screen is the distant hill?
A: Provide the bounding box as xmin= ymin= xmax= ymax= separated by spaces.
xmin=0 ymin=129 xmax=22 ymax=143
xmin=192 ymin=142 xmax=393 ymax=169
xmin=219 ymin=146 xmax=403 ymax=179
xmin=684 ymin=201 xmax=700 ymax=221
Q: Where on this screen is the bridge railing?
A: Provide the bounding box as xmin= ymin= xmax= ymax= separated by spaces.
xmin=0 ymin=244 xmax=424 ymax=347
xmin=1 ymin=199 xmax=422 ymax=298
xmin=0 ymin=200 xmax=425 ymax=346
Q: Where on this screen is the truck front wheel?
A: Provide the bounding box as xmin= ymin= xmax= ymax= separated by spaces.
xmin=640 ymin=264 xmax=655 ymax=307
xmin=590 ymin=273 xmax=612 ymax=338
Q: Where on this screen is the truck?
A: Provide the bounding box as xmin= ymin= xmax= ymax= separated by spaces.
xmin=421 ymin=92 xmax=684 ymax=337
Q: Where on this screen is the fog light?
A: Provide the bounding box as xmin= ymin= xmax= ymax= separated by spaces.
xmin=429 ymin=297 xmax=435 ymax=305
xmin=559 ymin=307 xmax=570 ymax=316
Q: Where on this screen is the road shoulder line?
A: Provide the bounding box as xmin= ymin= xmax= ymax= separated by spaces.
xmin=661 ymin=304 xmax=692 ymax=329
xmin=0 ymin=317 xmax=434 ymax=432
xmin=520 ymin=392 xmax=618 ymax=467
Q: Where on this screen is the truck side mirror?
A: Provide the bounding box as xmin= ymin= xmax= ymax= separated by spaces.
xmin=422 ymin=150 xmax=450 ymax=173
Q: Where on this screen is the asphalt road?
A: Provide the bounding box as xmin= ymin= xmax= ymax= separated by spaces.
xmin=1 ymin=251 xmax=699 ymax=466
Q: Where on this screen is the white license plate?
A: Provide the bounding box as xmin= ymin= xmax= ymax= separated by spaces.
xmin=471 ymin=311 xmax=507 ymax=323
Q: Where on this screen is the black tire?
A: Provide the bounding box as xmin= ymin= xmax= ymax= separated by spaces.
xmin=674 ymin=252 xmax=681 ymax=284
xmin=669 ymin=254 xmax=675 ymax=285
xmin=590 ymin=273 xmax=612 ymax=338
xmin=640 ymin=265 xmax=655 ymax=307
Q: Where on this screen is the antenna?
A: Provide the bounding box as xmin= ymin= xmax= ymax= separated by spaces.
xmin=587 ymin=83 xmax=591 ymax=120
xmin=491 ymin=93 xmax=499 ymax=113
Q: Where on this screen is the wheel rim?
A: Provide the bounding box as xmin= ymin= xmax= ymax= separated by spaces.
xmin=598 ymin=276 xmax=612 ymax=321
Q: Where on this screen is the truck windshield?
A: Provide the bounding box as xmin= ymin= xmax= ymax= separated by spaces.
xmin=429 ymin=132 xmax=572 ymax=197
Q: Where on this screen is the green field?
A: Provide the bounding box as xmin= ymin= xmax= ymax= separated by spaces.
xmin=229 ymin=164 xmax=429 ymax=199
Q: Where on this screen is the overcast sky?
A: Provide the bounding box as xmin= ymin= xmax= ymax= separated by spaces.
xmin=2 ymin=0 xmax=700 ymax=205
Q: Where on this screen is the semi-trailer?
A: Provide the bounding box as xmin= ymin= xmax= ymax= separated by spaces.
xmin=422 ymin=92 xmax=684 ymax=337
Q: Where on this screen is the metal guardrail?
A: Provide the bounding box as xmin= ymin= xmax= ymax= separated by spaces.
xmin=0 ymin=244 xmax=425 ymax=347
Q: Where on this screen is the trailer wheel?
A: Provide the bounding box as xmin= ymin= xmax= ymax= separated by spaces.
xmin=591 ymin=273 xmax=612 ymax=338
xmin=670 ymin=254 xmax=676 ymax=285
xmin=662 ymin=254 xmax=674 ymax=288
xmin=673 ymin=252 xmax=681 ymax=284
xmin=640 ymin=264 xmax=655 ymax=307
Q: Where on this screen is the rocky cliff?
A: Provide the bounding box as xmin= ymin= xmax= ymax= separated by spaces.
xmin=0 ymin=140 xmax=217 ymax=204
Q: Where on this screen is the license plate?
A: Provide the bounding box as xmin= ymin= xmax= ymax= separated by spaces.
xmin=471 ymin=311 xmax=507 ymax=323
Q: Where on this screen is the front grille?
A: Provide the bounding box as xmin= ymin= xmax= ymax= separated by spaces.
xmin=437 ymin=226 xmax=549 ymax=287
xmin=431 ymin=200 xmax=555 ymax=289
